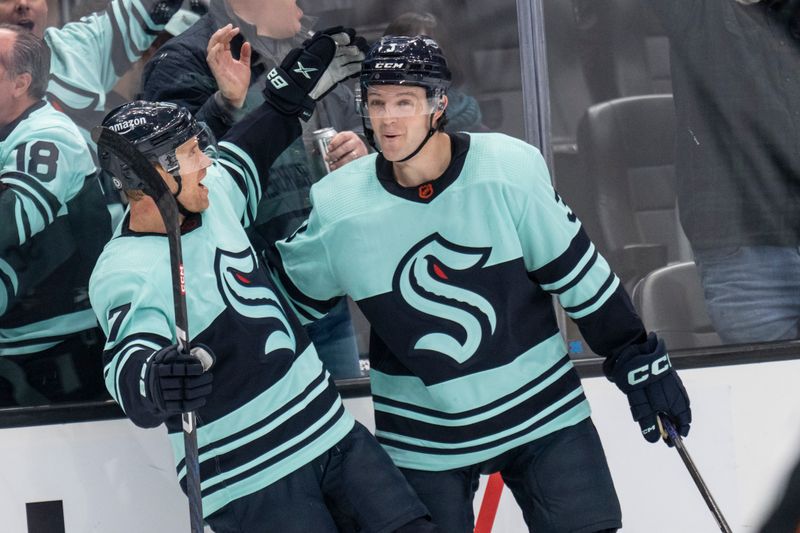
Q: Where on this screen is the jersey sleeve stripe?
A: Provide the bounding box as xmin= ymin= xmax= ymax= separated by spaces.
xmin=0 ymin=259 xmax=18 ymax=316
xmin=539 ymin=247 xmax=598 ymax=295
xmin=219 ymin=142 xmax=261 ymax=223
xmin=126 ymin=0 xmax=157 ymax=48
xmin=216 ymin=159 xmax=252 ymax=224
xmin=3 ymin=172 xmax=61 ymax=224
xmin=13 ymin=199 xmax=29 ymax=244
xmin=131 ymin=0 xmax=166 ymax=31
xmin=107 ymin=3 xmax=135 ymax=76
xmin=268 ymin=255 xmax=340 ymax=317
xmin=103 ymin=333 xmax=169 ymax=411
xmin=563 ymin=272 xmax=620 ymax=318
xmin=8 ymin=184 xmax=50 ymax=238
xmin=530 ymin=227 xmax=591 ymax=285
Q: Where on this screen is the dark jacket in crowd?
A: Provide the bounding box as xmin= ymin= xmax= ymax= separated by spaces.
xmin=646 ymin=0 xmax=800 ymax=250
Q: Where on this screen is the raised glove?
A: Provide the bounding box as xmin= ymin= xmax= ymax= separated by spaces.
xmin=604 ymin=333 xmax=691 ymax=443
xmin=264 ymin=26 xmax=366 ymax=121
xmin=142 ymin=344 xmax=215 ymax=416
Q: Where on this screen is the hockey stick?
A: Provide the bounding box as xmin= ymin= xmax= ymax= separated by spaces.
xmin=658 ymin=414 xmax=732 ymax=533
xmin=93 ymin=126 xmax=204 ymax=533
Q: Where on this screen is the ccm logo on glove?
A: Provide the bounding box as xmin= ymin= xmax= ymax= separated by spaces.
xmin=627 ymin=354 xmax=671 ymax=386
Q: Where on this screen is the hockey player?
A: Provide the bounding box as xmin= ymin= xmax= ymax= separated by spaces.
xmin=142 ymin=0 xmax=369 ymax=380
xmin=0 ymin=24 xmax=110 ymax=404
xmin=89 ymin=29 xmax=434 ymax=532
xmin=270 ymin=36 xmax=693 ymax=532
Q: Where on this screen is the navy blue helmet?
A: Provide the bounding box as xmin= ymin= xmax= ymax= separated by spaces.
xmin=360 ymin=35 xmax=452 ymax=97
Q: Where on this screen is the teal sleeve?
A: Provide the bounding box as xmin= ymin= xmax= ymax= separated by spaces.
xmin=271 ymin=190 xmax=343 ymax=325
xmin=90 ymin=264 xmax=174 ymax=427
xmin=45 ymin=0 xmax=170 ymax=92
xmin=511 ymin=149 xmax=620 ymax=321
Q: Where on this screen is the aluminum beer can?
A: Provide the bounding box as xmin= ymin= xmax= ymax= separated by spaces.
xmin=312 ymin=127 xmax=337 ymax=175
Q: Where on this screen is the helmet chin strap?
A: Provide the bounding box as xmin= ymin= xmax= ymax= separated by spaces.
xmin=167 ymin=168 xmax=195 ymax=218
xmin=396 ymin=113 xmax=438 ymax=163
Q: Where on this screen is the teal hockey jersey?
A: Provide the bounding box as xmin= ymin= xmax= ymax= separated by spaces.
xmin=0 ymin=101 xmax=109 ymax=355
xmin=89 ymin=105 xmax=354 ymax=517
xmin=274 ymin=132 xmax=646 ymax=471
xmin=45 ymin=0 xmax=180 ymax=152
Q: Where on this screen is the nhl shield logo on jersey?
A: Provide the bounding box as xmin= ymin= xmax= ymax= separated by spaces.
xmin=214 ymin=248 xmax=296 ymax=357
xmin=393 ymin=234 xmax=497 ymax=364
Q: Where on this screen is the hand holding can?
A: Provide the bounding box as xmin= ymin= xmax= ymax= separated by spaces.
xmin=324 ymin=130 xmax=369 ymax=172
xmin=312 ymin=127 xmax=337 ymax=175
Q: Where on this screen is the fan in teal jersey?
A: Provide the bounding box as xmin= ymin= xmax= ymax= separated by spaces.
xmin=270 ymin=35 xmax=693 ymax=533
xmin=90 ymin=28 xmax=435 ymax=532
xmin=0 ymin=0 xmax=183 ymax=151
xmin=1 ymin=0 xmax=187 ymax=227
xmin=0 ymin=25 xmax=110 ymax=406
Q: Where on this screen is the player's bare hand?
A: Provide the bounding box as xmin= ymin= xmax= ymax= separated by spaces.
xmin=207 ymin=24 xmax=251 ymax=110
xmin=326 ymin=131 xmax=367 ymax=171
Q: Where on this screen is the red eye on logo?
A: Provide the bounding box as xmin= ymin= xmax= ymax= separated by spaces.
xmin=418 ymin=183 xmax=434 ymax=199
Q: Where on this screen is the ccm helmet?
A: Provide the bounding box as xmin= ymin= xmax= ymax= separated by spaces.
xmin=359 ymin=35 xmax=452 ymax=161
xmin=98 ymin=100 xmax=214 ymax=192
xmin=360 ymin=35 xmax=451 ymax=98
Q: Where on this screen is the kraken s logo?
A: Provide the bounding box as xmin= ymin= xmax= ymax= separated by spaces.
xmin=395 ymin=234 xmax=497 ymax=364
xmin=215 ymin=248 xmax=296 ymax=355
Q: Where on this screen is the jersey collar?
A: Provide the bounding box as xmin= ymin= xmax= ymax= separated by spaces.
xmin=120 ymin=211 xmax=203 ymax=237
xmin=375 ymin=132 xmax=470 ymax=203
xmin=0 ymin=100 xmax=46 ymax=142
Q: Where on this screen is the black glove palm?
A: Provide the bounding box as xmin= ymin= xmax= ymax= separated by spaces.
xmin=605 ymin=333 xmax=691 ymax=443
xmin=264 ymin=26 xmax=366 ymax=121
xmin=143 ymin=344 xmax=215 ymax=416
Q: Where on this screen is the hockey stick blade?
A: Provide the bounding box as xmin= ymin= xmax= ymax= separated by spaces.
xmin=658 ymin=414 xmax=732 ymax=533
xmin=93 ymin=126 xmax=204 ymax=533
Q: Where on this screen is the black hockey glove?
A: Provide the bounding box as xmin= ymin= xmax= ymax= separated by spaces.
xmin=604 ymin=333 xmax=691 ymax=444
xmin=143 ymin=344 xmax=215 ymax=416
xmin=264 ymin=26 xmax=366 ymax=121
xmin=147 ymin=0 xmax=183 ymax=25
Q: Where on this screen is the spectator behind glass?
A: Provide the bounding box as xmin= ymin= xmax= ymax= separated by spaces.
xmin=107 ymin=7 xmax=205 ymax=108
xmin=643 ymin=0 xmax=800 ymax=344
xmin=0 ymin=24 xmax=110 ymax=406
xmin=383 ymin=11 xmax=486 ymax=132
xmin=142 ymin=0 xmax=364 ymax=379
xmin=0 ymin=0 xmax=183 ymax=153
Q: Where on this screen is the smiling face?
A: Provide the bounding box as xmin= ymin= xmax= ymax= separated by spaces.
xmin=0 ymin=0 xmax=48 ymax=38
xmin=366 ymin=84 xmax=446 ymax=162
xmin=169 ymin=136 xmax=213 ymax=213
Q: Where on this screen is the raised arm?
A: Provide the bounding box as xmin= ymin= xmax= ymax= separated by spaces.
xmin=211 ymin=27 xmax=365 ymax=225
xmin=46 ymin=0 xmax=183 ymax=93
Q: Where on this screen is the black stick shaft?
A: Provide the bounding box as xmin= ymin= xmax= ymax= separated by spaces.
xmin=659 ymin=415 xmax=732 ymax=533
xmin=93 ymin=128 xmax=204 ymax=532
xmin=159 ymin=197 xmax=203 ymax=533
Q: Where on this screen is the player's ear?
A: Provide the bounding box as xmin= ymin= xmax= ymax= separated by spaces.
xmin=13 ymin=72 xmax=32 ymax=98
xmin=432 ymin=95 xmax=448 ymax=127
